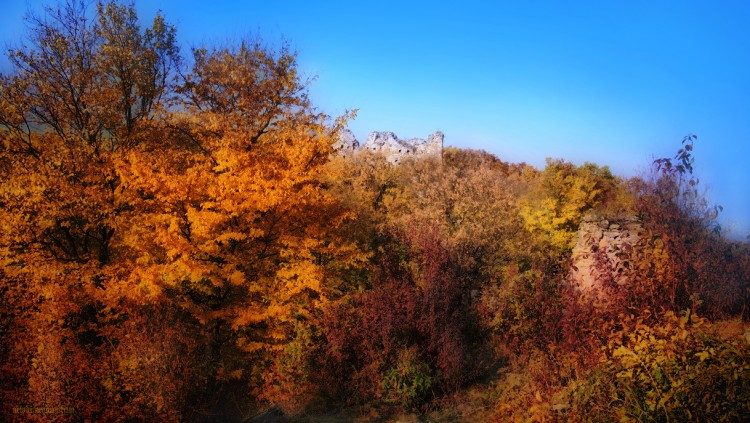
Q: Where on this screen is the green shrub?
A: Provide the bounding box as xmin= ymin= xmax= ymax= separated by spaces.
xmin=381 ymin=346 xmax=435 ymax=408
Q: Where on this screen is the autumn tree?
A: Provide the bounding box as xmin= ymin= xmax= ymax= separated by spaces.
xmin=1 ymin=0 xmax=364 ymax=419
xmin=114 ymin=39 xmax=364 ymax=417
xmin=520 ymin=158 xmax=619 ymax=251
xmin=0 ymin=1 xmax=192 ymax=420
xmin=326 ymin=147 xmax=533 ymax=293
xmin=0 ymin=0 xmax=179 ymax=290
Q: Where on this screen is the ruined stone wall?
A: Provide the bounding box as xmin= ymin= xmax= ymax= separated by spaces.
xmin=334 ymin=130 xmax=443 ymax=163
xmin=568 ymin=213 xmax=642 ymax=293
xmin=333 ymin=129 xmax=360 ymax=159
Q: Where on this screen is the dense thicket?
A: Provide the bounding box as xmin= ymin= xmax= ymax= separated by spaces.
xmin=1 ymin=2 xmax=748 ymax=422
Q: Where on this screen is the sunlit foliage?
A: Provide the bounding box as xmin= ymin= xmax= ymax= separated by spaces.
xmin=1 ymin=1 xmax=749 ymax=422
xmin=1 ymin=1 xmax=360 ymax=420
xmin=520 ymin=158 xmax=620 ymax=251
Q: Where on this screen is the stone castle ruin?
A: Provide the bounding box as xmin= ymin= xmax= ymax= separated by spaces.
xmin=334 ymin=129 xmax=444 ymax=163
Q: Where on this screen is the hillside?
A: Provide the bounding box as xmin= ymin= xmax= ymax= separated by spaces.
xmin=1 ymin=2 xmax=749 ymax=422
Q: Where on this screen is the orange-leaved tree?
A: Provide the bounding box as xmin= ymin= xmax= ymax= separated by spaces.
xmin=1 ymin=0 xmax=367 ymax=420
xmin=0 ymin=0 xmax=182 ymax=420
xmin=115 ymin=39 xmax=365 ymax=416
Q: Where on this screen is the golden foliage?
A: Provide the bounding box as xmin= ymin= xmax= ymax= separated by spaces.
xmin=567 ymin=310 xmax=750 ymax=422
xmin=520 ymin=159 xmax=620 ymax=251
xmin=1 ymin=2 xmax=362 ymax=419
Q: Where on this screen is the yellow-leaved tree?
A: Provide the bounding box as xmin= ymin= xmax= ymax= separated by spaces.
xmin=520 ymin=159 xmax=619 ymax=251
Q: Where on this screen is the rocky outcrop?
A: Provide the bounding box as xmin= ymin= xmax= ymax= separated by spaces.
xmin=335 ymin=130 xmax=443 ymax=163
xmin=362 ymin=131 xmax=443 ymax=163
xmin=568 ymin=213 xmax=642 ymax=294
xmin=332 ymin=129 xmax=360 ymax=158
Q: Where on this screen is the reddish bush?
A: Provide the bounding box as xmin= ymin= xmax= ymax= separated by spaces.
xmin=316 ymin=224 xmax=483 ymax=407
xmin=625 ymin=136 xmax=750 ymax=318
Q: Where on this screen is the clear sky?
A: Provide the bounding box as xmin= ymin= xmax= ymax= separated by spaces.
xmin=1 ymin=0 xmax=749 ymax=238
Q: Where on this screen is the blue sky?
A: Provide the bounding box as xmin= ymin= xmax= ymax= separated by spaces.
xmin=1 ymin=1 xmax=749 ymax=238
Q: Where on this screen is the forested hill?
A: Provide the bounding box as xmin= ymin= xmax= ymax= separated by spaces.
xmin=1 ymin=2 xmax=748 ymax=422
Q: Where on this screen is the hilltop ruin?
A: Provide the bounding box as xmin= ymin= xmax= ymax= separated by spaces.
xmin=335 ymin=129 xmax=444 ymax=163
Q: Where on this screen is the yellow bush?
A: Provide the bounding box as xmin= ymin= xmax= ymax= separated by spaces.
xmin=568 ymin=310 xmax=750 ymax=422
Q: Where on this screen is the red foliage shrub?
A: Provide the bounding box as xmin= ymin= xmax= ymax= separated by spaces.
xmin=553 ymin=136 xmax=750 ymax=369
xmin=317 ymin=224 xmax=483 ymax=405
xmin=624 ymin=135 xmax=750 ymax=319
xmin=479 ymin=267 xmax=566 ymax=355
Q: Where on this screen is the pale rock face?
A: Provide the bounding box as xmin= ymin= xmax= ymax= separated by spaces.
xmin=568 ymin=213 xmax=642 ymax=296
xmin=360 ymin=130 xmax=444 ymax=163
xmin=332 ymin=129 xmax=360 ymax=158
